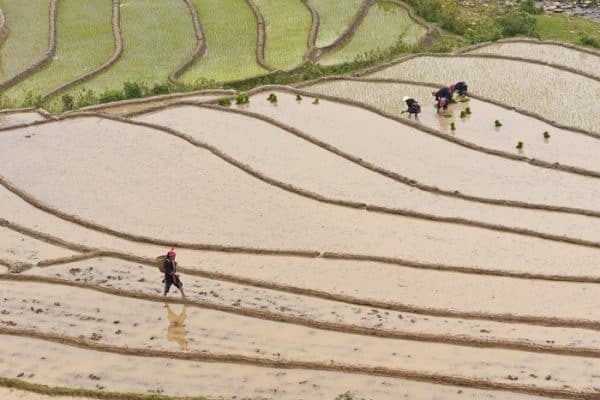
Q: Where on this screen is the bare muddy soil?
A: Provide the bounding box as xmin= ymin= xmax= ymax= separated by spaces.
xmin=0 ymin=112 xmax=46 ymax=128
xmin=0 ymin=226 xmax=76 ymax=264
xmin=0 ymin=335 xmax=557 ymax=400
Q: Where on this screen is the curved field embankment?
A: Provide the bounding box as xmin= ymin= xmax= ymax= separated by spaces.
xmin=238 ymin=88 xmax=600 ymax=215
xmin=0 ymin=9 xmax=8 ymax=45
xmin=0 ymin=111 xmax=46 ymax=128
xmin=40 ymin=0 xmax=123 ymax=103
xmin=180 ymin=0 xmax=268 ymax=84
xmin=132 ymin=101 xmax=600 ymax=250
xmin=252 ymin=0 xmax=311 ymax=70
xmin=302 ymin=0 xmax=319 ymax=56
xmin=306 ymin=0 xmax=363 ymax=53
xmin=4 ymin=0 xmax=116 ymax=104
xmin=366 ymin=54 xmax=600 ymax=133
xmin=1 ymin=335 xmax=571 ymax=400
xmin=304 ymin=79 xmax=600 ymax=176
xmin=60 ymin=0 xmax=195 ymax=96
xmin=245 ymin=0 xmax=272 ymax=71
xmin=464 ymin=40 xmax=600 ymax=79
xmin=3 ymin=116 xmax=600 ymax=281
xmin=0 ymin=0 xmax=57 ymax=92
xmin=167 ymin=0 xmax=206 ymax=86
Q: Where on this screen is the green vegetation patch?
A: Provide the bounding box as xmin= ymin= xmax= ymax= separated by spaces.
xmin=0 ymin=0 xmax=51 ymax=80
xmin=4 ymin=0 xmax=114 ymax=102
xmin=311 ymin=0 xmax=364 ymax=47
xmin=180 ymin=0 xmax=267 ymax=85
xmin=535 ymin=14 xmax=600 ymax=48
xmin=319 ymin=1 xmax=427 ymax=65
xmin=66 ymin=0 xmax=196 ymax=94
xmin=254 ymin=0 xmax=311 ymax=70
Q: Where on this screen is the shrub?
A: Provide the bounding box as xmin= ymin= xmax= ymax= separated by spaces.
xmin=151 ymin=83 xmax=171 ymax=95
xmin=579 ymin=32 xmax=600 ymax=48
xmin=267 ymin=93 xmax=278 ymax=103
xmin=520 ymin=0 xmax=543 ymax=15
xmin=218 ymin=98 xmax=231 ymax=107
xmin=498 ymin=10 xmax=537 ymax=37
xmin=236 ymin=92 xmax=249 ymax=105
xmin=516 ymin=141 xmax=524 ymax=149
xmin=0 ymin=95 xmax=15 ymax=110
xmin=74 ymin=89 xmax=98 ymax=109
xmin=494 ymin=120 xmax=502 ymax=127
xmin=99 ymin=90 xmax=124 ymax=104
xmin=61 ymin=94 xmax=74 ymax=111
xmin=21 ymin=91 xmax=41 ymax=108
xmin=123 ymin=81 xmax=146 ymax=99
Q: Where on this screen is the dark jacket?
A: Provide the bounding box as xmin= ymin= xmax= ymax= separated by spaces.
xmin=164 ymin=257 xmax=177 ymax=275
xmin=435 ymin=87 xmax=452 ymax=101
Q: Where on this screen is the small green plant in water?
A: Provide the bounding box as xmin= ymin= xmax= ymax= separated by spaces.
xmin=267 ymin=93 xmax=278 ymax=103
xmin=543 ymin=131 xmax=550 ymax=139
xmin=236 ymin=92 xmax=249 ymax=105
xmin=465 ymin=107 xmax=471 ymax=114
xmin=460 ymin=110 xmax=467 ymax=118
xmin=449 ymin=98 xmax=457 ymax=104
xmin=459 ymin=97 xmax=470 ymax=103
xmin=312 ymin=98 xmax=320 ymax=105
xmin=218 ymin=98 xmax=231 ymax=107
xmin=450 ymin=122 xmax=456 ymax=131
xmin=494 ymin=120 xmax=502 ymax=127
xmin=296 ymin=94 xmax=302 ymax=101
xmin=516 ymin=141 xmax=524 ymax=149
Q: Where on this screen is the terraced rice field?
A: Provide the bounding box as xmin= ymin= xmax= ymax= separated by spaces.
xmin=318 ymin=1 xmax=427 ymax=65
xmin=0 ymin=0 xmax=51 ymax=80
xmin=3 ymin=0 xmax=114 ymax=100
xmin=2 ymin=14 xmax=600 ymax=400
xmin=254 ymin=0 xmax=311 ymax=70
xmin=368 ymin=55 xmax=600 ymax=133
xmin=310 ymin=0 xmax=364 ymax=47
xmin=466 ymin=41 xmax=600 ymax=78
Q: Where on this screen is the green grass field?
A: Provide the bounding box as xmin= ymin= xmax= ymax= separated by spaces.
xmin=65 ymin=0 xmax=195 ymax=94
xmin=0 ymin=0 xmax=51 ymax=81
xmin=179 ymin=0 xmax=267 ymax=85
xmin=312 ymin=0 xmax=364 ymax=48
xmin=535 ymin=14 xmax=600 ymax=47
xmin=254 ymin=0 xmax=311 ymax=70
xmin=319 ymin=1 xmax=427 ymax=65
xmin=4 ymin=0 xmax=114 ymax=101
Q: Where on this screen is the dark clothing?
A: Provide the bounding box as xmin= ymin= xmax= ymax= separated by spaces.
xmin=164 ymin=257 xmax=183 ymax=293
xmin=404 ymin=98 xmax=421 ymax=116
xmin=434 ymin=87 xmax=452 ymax=102
xmin=454 ymin=81 xmax=468 ymax=96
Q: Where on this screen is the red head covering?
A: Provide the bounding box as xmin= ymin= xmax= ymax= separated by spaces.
xmin=167 ymin=248 xmax=176 ymax=257
xmin=450 ymin=84 xmax=456 ymax=92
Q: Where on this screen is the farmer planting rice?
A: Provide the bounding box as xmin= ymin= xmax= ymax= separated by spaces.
xmin=450 ymin=81 xmax=468 ymax=97
xmin=432 ymin=86 xmax=452 ymax=113
xmin=163 ymin=248 xmax=185 ymax=298
xmin=402 ymin=96 xmax=421 ymax=118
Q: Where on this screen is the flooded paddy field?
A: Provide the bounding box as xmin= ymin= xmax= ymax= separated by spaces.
xmin=2 ymin=39 xmax=600 ymax=399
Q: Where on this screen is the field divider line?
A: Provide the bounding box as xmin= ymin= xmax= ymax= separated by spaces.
xmin=266 ymin=82 xmax=600 ymax=179
xmin=301 ymin=0 xmax=319 ymax=61
xmin=40 ymin=0 xmax=124 ymax=102
xmin=220 ymin=84 xmax=600 ymax=209
xmin=167 ymin=0 xmax=207 ymax=86
xmin=5 ymin=268 xmax=600 ymax=356
xmin=0 ymin=326 xmax=597 ymax=400
xmin=3 ymin=112 xmax=600 ymax=277
xmin=308 ymin=0 xmax=376 ymax=61
xmin=245 ymin=0 xmax=275 ymax=71
xmin=455 ymin=37 xmax=600 ymax=58
xmin=0 ymin=0 xmax=58 ymax=92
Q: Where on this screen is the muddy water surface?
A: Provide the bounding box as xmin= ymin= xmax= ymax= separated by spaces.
xmin=369 ymin=55 xmax=600 ymax=133
xmin=2 ymin=117 xmax=600 ymax=276
xmin=307 ymin=80 xmax=600 ymax=172
xmin=0 ymin=336 xmax=557 ymax=400
xmin=135 ymin=102 xmax=600 ymax=248
xmin=19 ymin=258 xmax=600 ymax=355
xmin=0 ymin=226 xmax=76 ymax=264
xmin=0 ymin=112 xmax=45 ymax=129
xmin=468 ymin=42 xmax=600 ymax=78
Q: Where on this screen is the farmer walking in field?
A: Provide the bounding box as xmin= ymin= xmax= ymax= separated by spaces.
xmin=163 ymin=248 xmax=185 ymax=298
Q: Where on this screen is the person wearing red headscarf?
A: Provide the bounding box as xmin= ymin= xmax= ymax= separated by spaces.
xmin=163 ymin=248 xmax=185 ymax=298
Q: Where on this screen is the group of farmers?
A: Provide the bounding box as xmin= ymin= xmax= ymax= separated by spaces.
xmin=402 ymin=81 xmax=468 ymax=118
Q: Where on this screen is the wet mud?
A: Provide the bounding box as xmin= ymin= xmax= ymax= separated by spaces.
xmin=0 ymin=112 xmax=46 ymax=128
xmin=0 ymin=226 xmax=76 ymax=265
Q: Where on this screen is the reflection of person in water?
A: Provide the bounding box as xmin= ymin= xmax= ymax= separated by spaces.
xmin=166 ymin=304 xmax=188 ymax=350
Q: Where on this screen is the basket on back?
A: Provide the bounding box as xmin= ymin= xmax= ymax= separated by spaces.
xmin=156 ymin=255 xmax=167 ymax=273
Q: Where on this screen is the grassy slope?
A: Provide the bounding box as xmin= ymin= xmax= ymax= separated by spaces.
xmin=534 ymin=13 xmax=600 ymax=46
xmin=4 ymin=0 xmax=114 ymax=100
xmin=254 ymin=0 xmax=311 ymax=70
xmin=0 ymin=0 xmax=51 ymax=80
xmin=312 ymin=0 xmax=364 ymax=47
xmin=180 ymin=0 xmax=267 ymax=84
xmin=319 ymin=1 xmax=426 ymax=65
xmin=66 ymin=0 xmax=195 ymax=94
